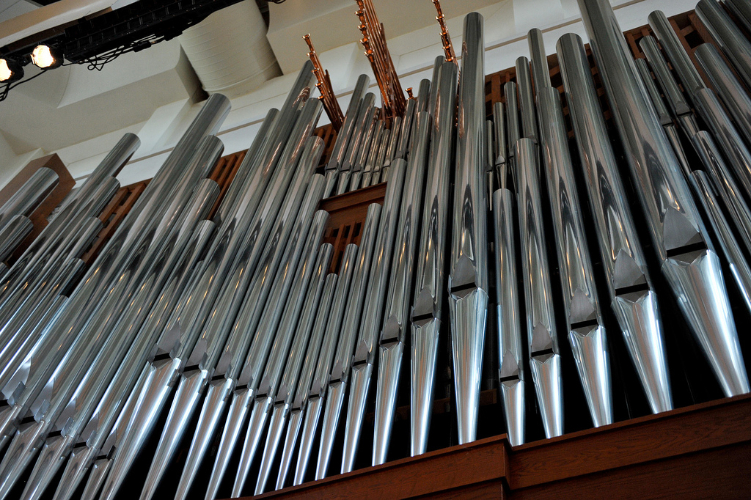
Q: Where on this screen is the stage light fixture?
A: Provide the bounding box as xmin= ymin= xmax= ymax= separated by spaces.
xmin=0 ymin=58 xmax=24 ymax=82
xmin=31 ymin=45 xmax=63 ymax=69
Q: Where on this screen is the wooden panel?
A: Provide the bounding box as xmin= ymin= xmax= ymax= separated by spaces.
xmin=242 ymin=394 xmax=751 ymax=500
xmin=256 ymin=434 xmax=508 ymax=500
xmin=0 ymin=153 xmax=75 ymax=263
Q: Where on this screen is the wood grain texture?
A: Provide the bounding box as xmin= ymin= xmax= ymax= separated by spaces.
xmin=231 ymin=394 xmax=751 ymax=500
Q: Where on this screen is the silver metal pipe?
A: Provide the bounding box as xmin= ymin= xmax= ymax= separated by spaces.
xmin=725 ymin=0 xmax=751 ymax=33
xmin=428 ymin=55 xmax=445 ymax=123
xmin=693 ymin=87 xmax=751 ymax=202
xmin=505 ymin=81 xmax=520 ymax=189
xmin=695 ymin=43 xmax=751 ymax=150
xmin=634 ymin=59 xmax=675 ymax=127
xmin=0 ymin=136 xmax=225 ymax=496
xmin=396 ymin=98 xmax=416 ymax=160
xmin=18 ymin=179 xmax=221 ymax=500
xmin=0 ymin=94 xmax=230 ymax=458
xmin=691 ymin=167 xmax=751 ymax=313
xmin=492 ymin=188 xmax=524 ymax=445
xmin=448 ymin=12 xmax=489 ymax=445
xmin=516 ymin=138 xmax=563 ymax=438
xmin=371 ymin=114 xmax=430 ymax=467
xmin=132 ymin=155 xmax=325 ymax=500
xmin=315 ymin=202 xmax=383 ymax=480
xmin=338 ymin=93 xmax=376 ymax=195
xmin=382 ymin=116 xmax=402 ymax=179
xmin=0 ymin=167 xmax=58 ymax=231
xmin=639 ymin=36 xmax=693 ymax=119
xmin=578 ymin=0 xmax=749 ymax=398
xmin=493 ymin=101 xmax=508 ymax=185
xmin=96 ymin=91 xmax=316 ymax=500
xmin=527 ymin=28 xmax=550 ymax=94
xmin=0 ymin=215 xmax=33 ymax=262
xmin=647 ymin=11 xmax=706 ymax=96
xmin=254 ymin=244 xmax=333 ymax=495
xmin=276 ymin=272 xmax=338 ymax=490
xmin=293 ymin=244 xmax=358 ymax=487
xmin=352 ymin=111 xmax=379 ymax=191
xmin=486 ymin=120 xmax=496 ymax=204
xmin=326 ymin=74 xmax=371 ymax=172
xmin=230 ymin=211 xmax=330 ymax=498
xmin=536 ymin=86 xmax=612 ymax=427
xmin=51 ymin=219 xmax=216 ymax=500
xmin=695 ymin=0 xmax=751 ymax=90
xmin=516 ymin=56 xmax=538 ymax=144
xmin=411 ymin=60 xmax=457 ymax=457
xmin=139 ymin=148 xmax=324 ymax=500
xmin=362 ymin=121 xmax=384 ymax=188
xmin=372 ymin=128 xmax=390 ymax=185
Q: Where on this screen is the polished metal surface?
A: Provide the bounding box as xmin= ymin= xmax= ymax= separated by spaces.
xmin=536 ymin=86 xmax=612 ymax=427
xmin=372 ymin=113 xmax=431 ymax=466
xmin=691 ymin=169 xmax=751 ymax=314
xmin=0 ymin=167 xmax=57 ymax=231
xmin=0 ymin=215 xmax=33 ymax=262
xmin=695 ymin=43 xmax=751 ymax=150
xmin=362 ymin=120 xmax=384 ymax=188
xmin=693 ymin=88 xmax=751 ymax=202
xmin=448 ymin=12 xmax=489 ymax=445
xmin=339 ymin=154 xmax=408 ymax=472
xmin=726 ymin=0 xmax=751 ymax=33
xmin=558 ymin=30 xmax=672 ymax=416
xmin=293 ymin=245 xmax=357 ymax=487
xmin=695 ymin=0 xmax=751 ymax=90
xmin=411 ymin=60 xmax=457 ymax=456
xmin=516 ymin=138 xmax=563 ymax=438
xmin=326 ymin=74 xmax=370 ymax=172
xmin=515 ymin=56 xmax=538 ymax=144
xmin=647 ymin=10 xmax=705 ymax=96
xmin=316 ymin=203 xmax=382 ymax=480
xmin=527 ymin=28 xmax=550 ymax=94
xmin=492 ymin=189 xmax=524 ymax=445
xmin=577 ymin=0 xmax=748 ymax=402
xmin=275 ymin=273 xmax=337 ymax=490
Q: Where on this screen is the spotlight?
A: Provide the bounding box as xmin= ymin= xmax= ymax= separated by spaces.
xmin=0 ymin=58 xmax=24 ymax=83
xmin=30 ymin=45 xmax=63 ymax=69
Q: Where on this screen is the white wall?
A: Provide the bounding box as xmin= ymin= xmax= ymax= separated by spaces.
xmin=0 ymin=0 xmax=695 ymax=189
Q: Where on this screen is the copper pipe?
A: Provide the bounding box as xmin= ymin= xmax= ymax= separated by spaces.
xmin=304 ymin=34 xmax=344 ymax=130
xmin=432 ymin=0 xmax=457 ymax=63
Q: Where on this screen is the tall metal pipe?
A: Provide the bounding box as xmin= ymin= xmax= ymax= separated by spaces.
xmin=276 ymin=273 xmax=338 ymax=490
xmin=411 ymin=60 xmax=457 ymax=456
xmin=516 ymin=138 xmax=563 ymax=437
xmin=314 ymin=203 xmax=382 ymax=480
xmin=448 ymin=12 xmax=488 ymax=445
xmin=695 ymin=43 xmax=751 ymax=150
xmin=536 ymin=86 xmax=613 ymax=427
xmin=695 ymin=0 xmax=751 ymax=90
xmin=515 ymin=56 xmax=537 ymax=144
xmin=293 ymin=244 xmax=358 ymax=487
xmin=0 ymin=167 xmax=58 ymax=231
xmin=577 ymin=0 xmax=748 ymax=399
xmin=647 ymin=11 xmax=705 ymax=96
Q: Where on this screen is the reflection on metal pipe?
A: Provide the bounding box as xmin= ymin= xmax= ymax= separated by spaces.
xmin=536 ymin=86 xmax=612 ymax=427
xmin=515 ymin=56 xmax=537 ymax=144
xmin=275 ymin=273 xmax=337 ymax=490
xmin=492 ymin=188 xmax=524 ymax=445
xmin=411 ymin=60 xmax=457 ymax=456
xmin=293 ymin=245 xmax=358 ymax=486
xmin=577 ymin=0 xmax=749 ymax=399
xmin=371 ymin=113 xmax=431 ymax=467
xmin=448 ymin=12 xmax=488 ymax=445
xmin=695 ymin=43 xmax=751 ymax=151
xmin=695 ymin=0 xmax=751 ymax=90
xmin=315 ymin=203 xmax=382 ymax=480
xmin=516 ymin=138 xmax=563 ymax=437
xmin=647 ymin=10 xmax=705 ymax=96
